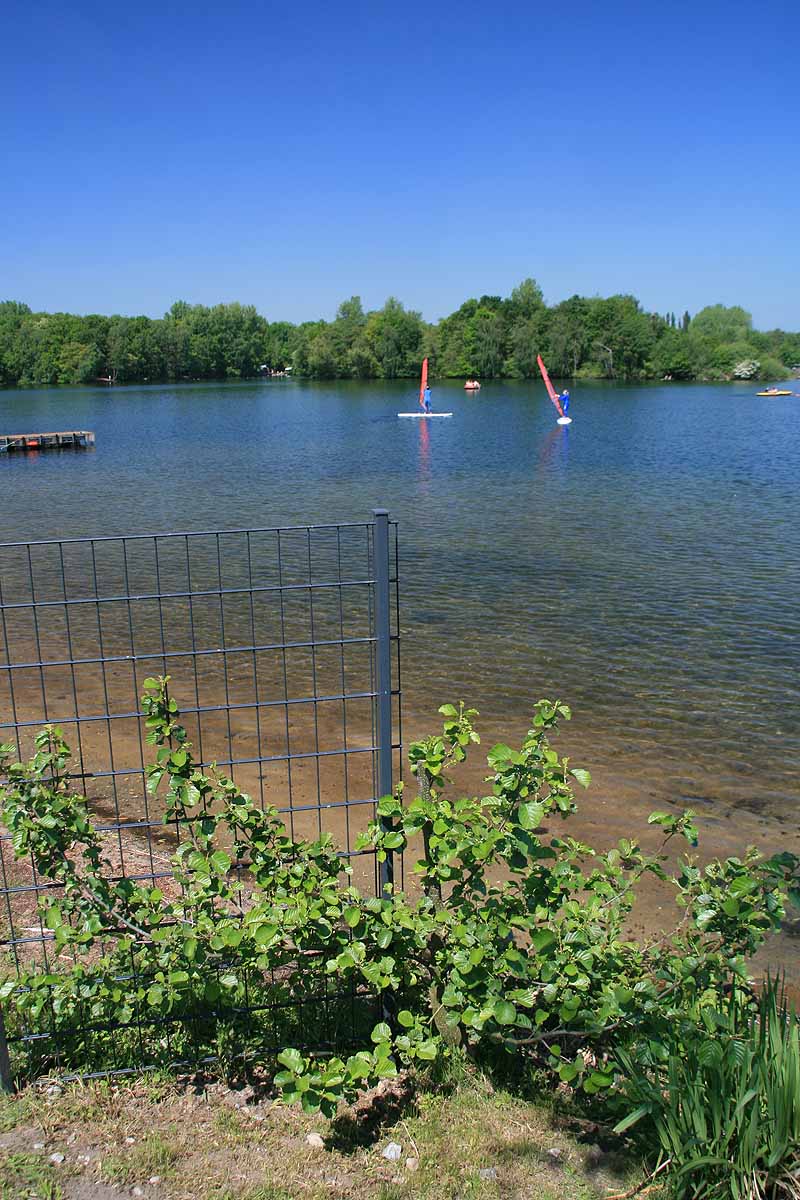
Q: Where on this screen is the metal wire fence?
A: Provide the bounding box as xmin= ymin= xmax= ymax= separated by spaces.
xmin=0 ymin=509 xmax=401 ymax=1085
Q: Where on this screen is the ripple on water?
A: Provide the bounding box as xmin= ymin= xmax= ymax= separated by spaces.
xmin=0 ymin=378 xmax=797 ymax=831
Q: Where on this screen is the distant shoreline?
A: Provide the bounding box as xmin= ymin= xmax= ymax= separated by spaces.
xmin=1 ymin=371 xmax=796 ymax=394
xmin=2 ymin=288 xmax=797 ymax=390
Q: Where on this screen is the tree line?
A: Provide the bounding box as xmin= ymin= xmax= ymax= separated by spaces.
xmin=1 ymin=282 xmax=797 ymax=388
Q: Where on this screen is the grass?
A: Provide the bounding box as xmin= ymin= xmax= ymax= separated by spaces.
xmin=214 ymin=1191 xmax=296 ymax=1200
xmin=0 ymin=1090 xmax=34 ymax=1135
xmin=213 ymin=1192 xmax=295 ymax=1200
xmin=0 ymin=1153 xmax=63 ymax=1200
xmin=0 ymin=1072 xmax=646 ymax=1200
xmin=100 ymin=1132 xmax=182 ymax=1183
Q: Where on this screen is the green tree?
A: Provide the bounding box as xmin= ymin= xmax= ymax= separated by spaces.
xmin=505 ymin=277 xmax=545 ymax=321
xmin=0 ymin=289 xmax=795 ymax=389
xmin=262 ymin=321 xmax=297 ymax=371
xmin=507 ymin=312 xmax=549 ymax=377
xmin=690 ymin=304 xmax=752 ymax=344
xmin=364 ymin=297 xmax=425 ymax=378
xmin=652 ymin=330 xmax=695 ymax=380
xmin=548 ymin=297 xmax=590 ymax=376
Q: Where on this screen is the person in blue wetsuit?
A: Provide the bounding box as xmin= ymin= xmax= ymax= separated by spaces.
xmin=423 ymin=385 xmax=432 ymax=413
xmin=559 ymin=389 xmax=570 ymax=415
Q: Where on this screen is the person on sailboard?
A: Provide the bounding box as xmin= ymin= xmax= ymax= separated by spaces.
xmin=559 ymin=389 xmax=570 ymax=415
xmin=423 ymin=384 xmax=432 ymax=413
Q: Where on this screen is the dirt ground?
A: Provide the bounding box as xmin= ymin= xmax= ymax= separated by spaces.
xmin=0 ymin=1074 xmax=642 ymax=1200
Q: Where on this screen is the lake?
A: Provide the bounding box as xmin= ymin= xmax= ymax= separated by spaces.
xmin=1 ymin=378 xmax=798 ymax=876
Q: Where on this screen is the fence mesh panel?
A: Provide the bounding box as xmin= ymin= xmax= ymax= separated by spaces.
xmin=0 ymin=514 xmax=401 ymax=1083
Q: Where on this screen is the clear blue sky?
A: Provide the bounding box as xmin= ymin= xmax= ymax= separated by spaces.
xmin=3 ymin=0 xmax=799 ymax=328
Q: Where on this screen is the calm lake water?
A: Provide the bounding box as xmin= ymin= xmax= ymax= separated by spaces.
xmin=1 ymin=378 xmax=798 ymax=845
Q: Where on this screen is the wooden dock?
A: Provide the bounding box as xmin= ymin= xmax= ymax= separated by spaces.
xmin=0 ymin=430 xmax=95 ymax=453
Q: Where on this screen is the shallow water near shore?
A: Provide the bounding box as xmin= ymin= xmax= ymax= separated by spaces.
xmin=1 ymin=378 xmax=798 ymax=882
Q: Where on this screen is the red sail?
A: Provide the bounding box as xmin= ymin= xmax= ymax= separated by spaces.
xmin=419 ymin=357 xmax=428 ymax=409
xmin=537 ymin=355 xmax=563 ymax=417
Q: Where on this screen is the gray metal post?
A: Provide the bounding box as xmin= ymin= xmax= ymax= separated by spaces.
xmin=373 ymin=508 xmax=394 ymax=893
xmin=0 ymin=1005 xmax=13 ymax=1093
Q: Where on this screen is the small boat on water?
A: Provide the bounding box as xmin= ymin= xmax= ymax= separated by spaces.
xmin=756 ymin=388 xmax=794 ymax=397
xmin=464 ymin=379 xmax=481 ymax=390
xmin=398 ymin=357 xmax=453 ymax=417
xmin=537 ymin=356 xmax=572 ymax=424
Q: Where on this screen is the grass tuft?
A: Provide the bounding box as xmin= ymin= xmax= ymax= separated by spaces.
xmin=0 ymin=1153 xmax=62 ymax=1200
xmin=101 ymin=1131 xmax=181 ymax=1182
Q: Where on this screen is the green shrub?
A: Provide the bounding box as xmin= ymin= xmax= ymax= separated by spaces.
xmin=757 ymin=356 xmax=791 ymax=381
xmin=1 ymin=680 xmax=797 ymax=1155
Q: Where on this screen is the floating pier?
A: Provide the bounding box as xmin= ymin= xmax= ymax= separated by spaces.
xmin=0 ymin=430 xmax=95 ymax=453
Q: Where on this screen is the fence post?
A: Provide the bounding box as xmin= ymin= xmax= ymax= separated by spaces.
xmin=0 ymin=1005 xmax=13 ymax=1093
xmin=373 ymin=508 xmax=394 ymax=894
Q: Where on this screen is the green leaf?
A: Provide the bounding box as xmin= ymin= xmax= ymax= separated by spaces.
xmin=415 ymin=1040 xmax=438 ymax=1061
xmin=343 ymin=906 xmax=361 ymax=928
xmin=382 ymin=832 xmax=405 ymax=850
xmin=518 ymin=802 xmax=544 ymax=831
xmin=45 ymin=905 xmax=63 ymax=931
xmin=613 ymin=1104 xmax=652 ymax=1134
xmin=347 ymin=1052 xmax=374 ymax=1080
xmin=587 ymin=1069 xmax=614 ymax=1088
xmin=253 ymin=923 xmax=278 ymax=946
xmin=494 ymin=1000 xmax=517 ymax=1025
xmin=277 ymin=1047 xmax=304 ymax=1073
xmin=371 ymin=1022 xmax=392 ymax=1044
xmin=210 ymin=850 xmax=231 ymax=875
xmin=570 ymin=768 xmax=591 ymax=789
xmin=397 ymin=1010 xmax=414 ymax=1028
xmin=531 ymin=929 xmax=556 ymax=953
xmin=438 ymin=704 xmax=458 ymax=717
xmin=487 ymin=743 xmax=517 ymax=768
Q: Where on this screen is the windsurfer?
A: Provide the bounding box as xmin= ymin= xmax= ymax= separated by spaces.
xmin=559 ymin=389 xmax=570 ymax=415
xmin=423 ymin=385 xmax=432 ymax=413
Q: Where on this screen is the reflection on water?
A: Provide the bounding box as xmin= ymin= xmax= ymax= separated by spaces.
xmin=536 ymin=424 xmax=570 ymax=476
xmin=417 ymin=415 xmax=431 ymax=490
xmin=0 ymin=378 xmax=798 ymax=839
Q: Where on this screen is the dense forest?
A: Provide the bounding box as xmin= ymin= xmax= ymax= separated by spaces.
xmin=1 ymin=282 xmax=798 ymax=388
